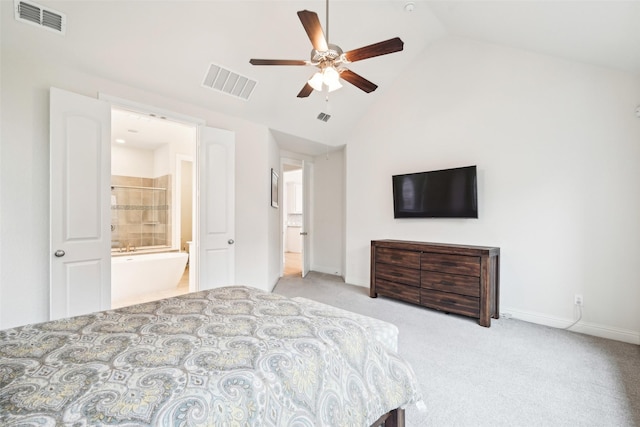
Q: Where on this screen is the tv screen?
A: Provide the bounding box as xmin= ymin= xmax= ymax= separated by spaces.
xmin=392 ymin=166 xmax=478 ymax=218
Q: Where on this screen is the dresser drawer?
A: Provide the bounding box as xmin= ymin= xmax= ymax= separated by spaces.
xmin=376 ymin=263 xmax=420 ymax=287
xmin=376 ymin=279 xmax=420 ymax=304
xmin=420 ymin=289 xmax=480 ymax=318
xmin=421 ymin=271 xmax=480 ymax=297
xmin=376 ymin=247 xmax=420 ymax=269
xmin=421 ymin=253 xmax=480 ymax=277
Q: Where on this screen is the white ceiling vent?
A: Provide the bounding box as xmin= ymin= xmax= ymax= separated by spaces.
xmin=202 ymin=63 xmax=257 ymax=101
xmin=317 ymin=112 xmax=331 ymax=122
xmin=14 ymin=0 xmax=66 ymax=34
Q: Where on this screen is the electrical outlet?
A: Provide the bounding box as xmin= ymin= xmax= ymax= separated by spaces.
xmin=574 ymin=294 xmax=583 ymax=306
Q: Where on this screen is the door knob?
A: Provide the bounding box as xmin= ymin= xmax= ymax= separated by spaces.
xmin=300 ymin=232 xmax=308 ymax=236
xmin=54 ymin=250 xmax=66 ymax=257
xmin=228 ymin=239 xmax=235 ymax=245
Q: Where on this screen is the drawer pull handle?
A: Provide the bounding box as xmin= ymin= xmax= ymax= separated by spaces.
xmin=441 ymin=281 xmax=454 ymax=287
xmin=442 ymin=261 xmax=457 ymax=267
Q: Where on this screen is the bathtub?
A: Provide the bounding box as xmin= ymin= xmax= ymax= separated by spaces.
xmin=111 ymin=251 xmax=189 ymax=304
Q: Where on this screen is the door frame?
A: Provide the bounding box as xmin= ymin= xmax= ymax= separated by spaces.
xmin=175 ymin=154 xmax=195 ymax=290
xmin=99 ymin=93 xmax=205 ymax=292
xmin=280 ymin=157 xmax=312 ymax=277
xmin=301 ymin=160 xmax=313 ymax=277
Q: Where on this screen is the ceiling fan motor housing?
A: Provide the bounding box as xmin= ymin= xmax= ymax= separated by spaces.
xmin=310 ymin=43 xmax=345 ymax=67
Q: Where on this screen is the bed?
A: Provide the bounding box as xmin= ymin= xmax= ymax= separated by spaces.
xmin=0 ymin=286 xmax=422 ymax=426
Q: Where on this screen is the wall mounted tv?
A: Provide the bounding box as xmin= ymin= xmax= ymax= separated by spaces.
xmin=392 ymin=165 xmax=478 ymax=218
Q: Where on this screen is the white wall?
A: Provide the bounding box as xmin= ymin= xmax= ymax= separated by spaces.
xmin=111 ymin=140 xmax=196 ymax=179
xmin=153 ymin=144 xmax=171 ymax=177
xmin=267 ymin=132 xmax=282 ymax=289
xmin=312 ymin=149 xmax=345 ymax=276
xmin=111 ymin=145 xmax=154 ymax=177
xmin=233 ymin=124 xmax=273 ymax=291
xmin=164 ymin=138 xmax=196 ymax=178
xmin=0 ymin=49 xmax=279 ymax=328
xmin=345 ymin=37 xmax=640 ymax=344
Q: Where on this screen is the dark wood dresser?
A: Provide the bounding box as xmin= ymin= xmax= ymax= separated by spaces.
xmin=370 ymin=240 xmax=500 ymax=327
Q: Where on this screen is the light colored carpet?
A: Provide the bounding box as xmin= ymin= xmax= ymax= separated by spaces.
xmin=273 ymin=272 xmax=640 ymax=427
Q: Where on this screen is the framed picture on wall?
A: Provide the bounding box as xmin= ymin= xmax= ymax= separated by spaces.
xmin=271 ymin=168 xmax=279 ymax=208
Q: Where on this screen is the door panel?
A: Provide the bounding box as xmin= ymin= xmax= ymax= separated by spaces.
xmin=301 ymin=161 xmax=312 ymax=277
xmin=65 ymin=116 xmax=102 ymax=239
xmin=197 ymin=126 xmax=235 ymax=290
xmin=50 ymin=88 xmax=111 ymax=320
xmin=204 ymin=249 xmax=232 ymax=287
xmin=64 ymin=260 xmax=104 ymax=316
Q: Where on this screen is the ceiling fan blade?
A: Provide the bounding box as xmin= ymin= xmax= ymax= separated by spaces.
xmin=297 ymin=10 xmax=328 ymax=52
xmin=340 ymin=69 xmax=378 ymax=93
xmin=343 ymin=37 xmax=404 ymax=63
xmin=297 ymin=83 xmax=314 ymax=98
xmin=249 ymin=59 xmax=307 ymax=66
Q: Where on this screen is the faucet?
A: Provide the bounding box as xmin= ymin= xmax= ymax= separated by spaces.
xmin=115 ymin=242 xmax=135 ymax=253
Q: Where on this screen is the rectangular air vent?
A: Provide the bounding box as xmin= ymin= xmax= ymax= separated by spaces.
xmin=14 ymin=0 xmax=66 ymax=34
xmin=317 ymin=112 xmax=331 ymax=122
xmin=202 ymin=63 xmax=257 ymax=101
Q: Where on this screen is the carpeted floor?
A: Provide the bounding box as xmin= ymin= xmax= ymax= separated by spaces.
xmin=273 ymin=272 xmax=640 ymax=427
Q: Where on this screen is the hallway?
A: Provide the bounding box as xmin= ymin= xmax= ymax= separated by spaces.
xmin=284 ymin=252 xmax=301 ymax=277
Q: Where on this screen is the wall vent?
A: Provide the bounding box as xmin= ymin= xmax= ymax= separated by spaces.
xmin=202 ymin=63 xmax=257 ymax=101
xmin=14 ymin=0 xmax=66 ymax=34
xmin=317 ymin=112 xmax=331 ymax=122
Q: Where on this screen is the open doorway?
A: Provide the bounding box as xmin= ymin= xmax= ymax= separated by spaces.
xmin=282 ymin=164 xmax=303 ymax=277
xmin=110 ymin=107 xmax=196 ymax=307
xmin=50 ymin=89 xmax=235 ymax=319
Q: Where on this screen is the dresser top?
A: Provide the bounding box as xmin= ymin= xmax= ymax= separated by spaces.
xmin=372 ymin=239 xmax=500 ymax=256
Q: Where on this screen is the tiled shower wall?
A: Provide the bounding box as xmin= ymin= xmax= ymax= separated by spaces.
xmin=111 ymin=174 xmax=172 ymax=250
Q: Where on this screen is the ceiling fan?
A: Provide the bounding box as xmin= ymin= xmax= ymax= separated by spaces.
xmin=249 ymin=1 xmax=404 ymax=98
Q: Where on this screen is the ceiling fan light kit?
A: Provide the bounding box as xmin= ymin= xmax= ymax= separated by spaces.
xmin=249 ymin=2 xmax=403 ymax=98
xmin=308 ymin=72 xmax=324 ymax=91
xmin=308 ymin=66 xmax=342 ymax=92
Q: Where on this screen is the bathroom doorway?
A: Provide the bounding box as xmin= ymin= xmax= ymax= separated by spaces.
xmin=110 ymin=107 xmax=196 ymax=307
xmin=50 ymin=88 xmax=235 ymax=318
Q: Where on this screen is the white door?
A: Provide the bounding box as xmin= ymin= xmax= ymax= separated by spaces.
xmin=197 ymin=126 xmax=235 ymax=290
xmin=301 ymin=161 xmax=313 ymax=277
xmin=50 ymin=88 xmax=111 ymax=320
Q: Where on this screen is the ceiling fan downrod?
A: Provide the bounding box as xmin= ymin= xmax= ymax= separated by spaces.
xmin=325 ymin=0 xmax=329 ymax=44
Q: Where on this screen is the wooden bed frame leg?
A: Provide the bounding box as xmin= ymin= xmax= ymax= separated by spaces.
xmin=384 ymin=408 xmax=405 ymax=427
xmin=371 ymin=408 xmax=405 ymax=427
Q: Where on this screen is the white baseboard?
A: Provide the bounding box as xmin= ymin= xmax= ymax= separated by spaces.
xmin=344 ymin=274 xmax=368 ymax=288
xmin=501 ymin=306 xmax=640 ymax=345
xmin=311 ymin=264 xmax=343 ymax=277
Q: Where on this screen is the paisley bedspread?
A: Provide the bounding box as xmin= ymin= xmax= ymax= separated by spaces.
xmin=0 ymin=286 xmax=421 ymax=426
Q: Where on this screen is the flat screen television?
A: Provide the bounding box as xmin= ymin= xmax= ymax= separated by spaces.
xmin=392 ymin=165 xmax=478 ymax=218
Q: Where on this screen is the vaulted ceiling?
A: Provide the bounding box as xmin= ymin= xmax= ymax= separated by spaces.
xmin=3 ymin=1 xmax=640 ymax=154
